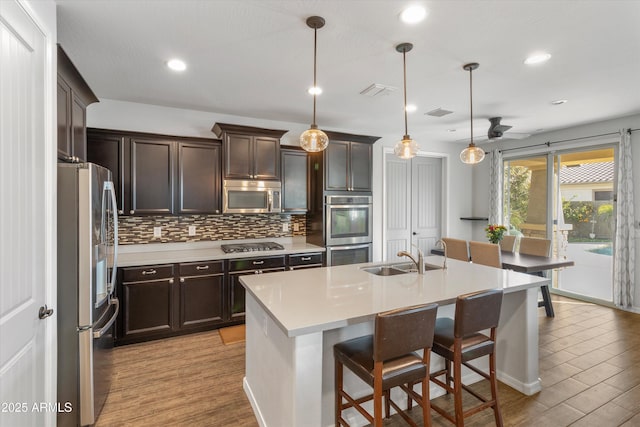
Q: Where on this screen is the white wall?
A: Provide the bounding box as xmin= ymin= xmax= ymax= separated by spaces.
xmin=471 ymin=113 xmax=640 ymax=309
xmin=88 ymin=99 xmax=474 ymax=262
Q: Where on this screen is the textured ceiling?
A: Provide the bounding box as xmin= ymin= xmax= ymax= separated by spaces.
xmin=56 ymin=0 xmax=640 ymax=143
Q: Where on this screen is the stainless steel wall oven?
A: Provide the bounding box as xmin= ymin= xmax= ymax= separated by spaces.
xmin=325 ymin=195 xmax=372 ymax=265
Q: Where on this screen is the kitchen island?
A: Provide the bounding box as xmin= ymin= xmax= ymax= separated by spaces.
xmin=240 ymin=256 xmax=549 ymax=427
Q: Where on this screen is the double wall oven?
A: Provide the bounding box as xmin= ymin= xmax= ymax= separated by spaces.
xmin=325 ymin=195 xmax=372 ymax=266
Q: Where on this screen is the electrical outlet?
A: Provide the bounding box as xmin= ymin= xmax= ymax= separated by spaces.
xmin=293 ymin=223 xmax=300 ymax=232
xmin=282 ymin=223 xmax=289 ymax=232
xmin=153 ymin=227 xmax=162 ymax=238
xmin=188 ymin=225 xmax=196 ymax=236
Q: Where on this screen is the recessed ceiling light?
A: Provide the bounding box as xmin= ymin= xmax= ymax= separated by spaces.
xmin=167 ymin=59 xmax=187 ymax=71
xmin=524 ymin=52 xmax=551 ymax=65
xmin=405 ymin=104 xmax=417 ymax=113
xmin=551 ymin=99 xmax=568 ymax=105
xmin=308 ymin=86 xmax=322 ymax=95
xmin=400 ymin=6 xmax=427 ymax=24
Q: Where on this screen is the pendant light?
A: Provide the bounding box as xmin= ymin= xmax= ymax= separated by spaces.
xmin=300 ymin=16 xmax=329 ymax=153
xmin=460 ymin=62 xmax=485 ymax=164
xmin=394 ymin=43 xmax=419 ymax=159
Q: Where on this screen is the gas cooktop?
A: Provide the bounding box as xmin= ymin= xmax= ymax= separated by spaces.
xmin=221 ymin=242 xmax=285 ymax=254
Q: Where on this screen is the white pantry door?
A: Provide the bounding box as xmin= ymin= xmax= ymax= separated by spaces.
xmin=384 ymin=153 xmax=443 ymax=261
xmin=0 ymin=1 xmax=52 ymax=426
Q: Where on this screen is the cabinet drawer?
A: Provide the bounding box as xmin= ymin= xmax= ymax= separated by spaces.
xmin=179 ymin=260 xmax=224 ymax=277
xmin=228 ymin=256 xmax=285 ymax=272
xmin=288 ymin=253 xmax=323 ymax=267
xmin=123 ymin=264 xmax=174 ymax=282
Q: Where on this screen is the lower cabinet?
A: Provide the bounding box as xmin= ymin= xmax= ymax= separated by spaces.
xmin=115 ymin=252 xmax=324 ymax=345
xmin=227 ymin=256 xmax=286 ymax=321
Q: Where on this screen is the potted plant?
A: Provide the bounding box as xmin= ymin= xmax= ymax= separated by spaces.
xmin=485 ymin=224 xmax=507 ymax=244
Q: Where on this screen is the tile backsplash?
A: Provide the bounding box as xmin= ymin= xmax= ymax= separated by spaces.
xmin=118 ymin=214 xmax=307 ymax=245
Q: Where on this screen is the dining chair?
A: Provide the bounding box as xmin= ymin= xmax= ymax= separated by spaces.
xmin=518 ymin=237 xmax=554 ymax=317
xmin=441 ymin=238 xmax=469 ymax=262
xmin=518 ymin=237 xmax=551 ymax=257
xmin=499 ymin=235 xmax=516 ymax=253
xmin=469 ymin=241 xmax=502 ymax=268
xmin=430 ymin=289 xmax=504 ymax=427
xmin=334 ymin=303 xmax=438 ymax=427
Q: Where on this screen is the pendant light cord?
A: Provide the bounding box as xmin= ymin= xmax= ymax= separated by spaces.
xmin=403 ymin=49 xmax=408 ymax=137
xmin=312 ymin=26 xmax=318 ymax=127
xmin=469 ymin=67 xmax=474 ymax=146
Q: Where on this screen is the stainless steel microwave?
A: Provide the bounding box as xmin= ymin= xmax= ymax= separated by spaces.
xmin=223 ymin=180 xmax=281 ymax=214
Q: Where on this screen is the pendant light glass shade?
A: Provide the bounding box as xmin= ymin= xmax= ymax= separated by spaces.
xmin=394 ymin=43 xmax=418 ymax=159
xmin=300 ymin=124 xmax=329 ymax=152
xmin=394 ymin=135 xmax=419 ymax=159
xmin=460 ymin=62 xmax=485 ymax=165
xmin=300 ymin=16 xmax=328 ymax=153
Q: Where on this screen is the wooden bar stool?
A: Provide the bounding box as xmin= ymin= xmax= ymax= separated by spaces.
xmin=430 ymin=289 xmax=504 ymax=426
xmin=441 ymin=238 xmax=469 ymax=262
xmin=334 ymin=303 xmax=438 ymax=427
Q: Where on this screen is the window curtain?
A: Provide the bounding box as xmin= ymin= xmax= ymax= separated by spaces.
xmin=489 ymin=150 xmax=503 ymax=225
xmin=613 ymin=129 xmax=635 ymax=308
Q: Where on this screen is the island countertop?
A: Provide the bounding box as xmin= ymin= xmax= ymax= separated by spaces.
xmin=240 ymin=255 xmax=549 ymax=337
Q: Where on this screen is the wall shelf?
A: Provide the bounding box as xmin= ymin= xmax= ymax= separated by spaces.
xmin=460 ymin=217 xmax=489 ymax=221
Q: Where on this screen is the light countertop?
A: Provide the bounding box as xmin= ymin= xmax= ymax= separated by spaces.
xmin=116 ymin=237 xmax=324 ymax=267
xmin=240 ymin=256 xmax=549 ymax=337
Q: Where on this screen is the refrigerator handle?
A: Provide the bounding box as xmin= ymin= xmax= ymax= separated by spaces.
xmin=93 ymin=297 xmax=119 ymax=339
xmin=105 ymin=181 xmax=119 ymax=296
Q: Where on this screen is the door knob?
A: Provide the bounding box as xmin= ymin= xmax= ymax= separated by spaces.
xmin=412 ymin=232 xmax=418 ymax=235
xmin=38 ymin=305 xmax=54 ymax=319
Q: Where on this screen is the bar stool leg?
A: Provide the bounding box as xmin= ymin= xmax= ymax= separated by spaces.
xmin=335 ymin=359 xmax=343 ymax=427
xmin=453 ymin=351 xmax=464 ymax=426
xmin=490 ymin=350 xmax=503 ymax=426
xmin=374 ymin=363 xmax=383 ymax=426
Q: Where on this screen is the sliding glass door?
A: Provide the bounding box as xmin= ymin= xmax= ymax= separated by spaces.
xmin=503 ymin=147 xmax=616 ymax=302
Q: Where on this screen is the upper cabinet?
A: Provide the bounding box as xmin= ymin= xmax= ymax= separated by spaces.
xmin=57 ymin=45 xmax=98 ymax=162
xmin=281 ymin=147 xmax=308 ymax=213
xmin=311 ymin=131 xmax=380 ymax=194
xmin=212 ymin=123 xmax=288 ymax=181
xmin=87 ymin=129 xmax=221 ymax=215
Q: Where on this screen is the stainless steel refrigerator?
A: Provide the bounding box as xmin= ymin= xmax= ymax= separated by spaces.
xmin=57 ymin=163 xmax=119 ymax=427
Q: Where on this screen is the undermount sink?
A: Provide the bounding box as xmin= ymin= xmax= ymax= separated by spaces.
xmin=362 ymin=262 xmax=443 ymax=276
xmin=362 ymin=266 xmax=408 ymax=276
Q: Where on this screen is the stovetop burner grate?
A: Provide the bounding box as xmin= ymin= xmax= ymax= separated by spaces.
xmin=221 ymin=242 xmax=285 ymax=254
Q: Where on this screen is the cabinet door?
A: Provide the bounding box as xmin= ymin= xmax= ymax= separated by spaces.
xmin=228 ymin=267 xmax=285 ymax=320
xmin=180 ymin=274 xmax=224 ymax=329
xmin=130 ymin=138 xmax=174 ymax=214
xmin=254 ymin=136 xmax=280 ymax=180
xmin=57 ymin=78 xmax=72 ymax=160
xmin=87 ymin=131 xmax=127 ymax=215
xmin=224 ymin=134 xmax=253 ymax=179
xmin=281 ymin=149 xmax=308 ymax=212
xmin=178 ymin=141 xmax=221 ymax=214
xmin=71 ymin=93 xmax=87 ymax=162
xmin=349 ymin=142 xmax=372 ymax=191
xmin=326 ymin=141 xmax=350 ymax=191
xmin=121 ymin=278 xmax=175 ymax=339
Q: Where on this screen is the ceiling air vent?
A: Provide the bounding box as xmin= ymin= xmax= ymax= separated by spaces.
xmin=359 ymin=83 xmax=397 ymax=97
xmin=426 ymin=108 xmax=453 ymax=117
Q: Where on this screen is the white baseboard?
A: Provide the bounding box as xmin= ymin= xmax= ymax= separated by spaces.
xmin=243 ymin=377 xmax=267 ymax=427
xmin=497 ymin=371 xmax=541 ymax=395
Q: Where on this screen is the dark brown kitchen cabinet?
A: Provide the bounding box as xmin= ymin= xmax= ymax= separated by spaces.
xmin=86 ymin=129 xmax=126 ymax=214
xmin=130 ymin=137 xmax=175 ymax=215
xmin=227 ymin=256 xmax=286 ymax=321
xmin=177 ymin=141 xmax=221 ymax=214
xmin=281 ymin=147 xmax=308 ymax=212
xmin=118 ymin=265 xmax=176 ymax=344
xmin=179 ymin=261 xmax=225 ymax=329
xmin=325 ymin=139 xmax=374 ymax=192
xmin=212 ymin=123 xmax=288 ymax=181
xmin=57 ymin=45 xmax=98 ymax=162
xmin=87 ymin=128 xmax=221 ymax=215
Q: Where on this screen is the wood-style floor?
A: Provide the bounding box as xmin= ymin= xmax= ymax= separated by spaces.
xmin=97 ymin=296 xmax=640 ymax=426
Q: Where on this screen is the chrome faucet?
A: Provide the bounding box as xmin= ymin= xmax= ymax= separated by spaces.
xmin=435 ymin=239 xmax=448 ymax=269
xmin=397 ymin=245 xmax=425 ymax=274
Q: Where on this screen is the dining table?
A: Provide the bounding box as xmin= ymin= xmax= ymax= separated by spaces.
xmin=430 ymin=248 xmax=574 ymax=317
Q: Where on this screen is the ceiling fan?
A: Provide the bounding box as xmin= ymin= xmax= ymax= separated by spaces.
xmin=476 ymin=117 xmax=531 ymax=143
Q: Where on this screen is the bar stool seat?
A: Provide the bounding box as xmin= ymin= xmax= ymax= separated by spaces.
xmin=432 ymin=318 xmax=495 ymax=362
xmin=335 ymin=303 xmax=438 ymax=427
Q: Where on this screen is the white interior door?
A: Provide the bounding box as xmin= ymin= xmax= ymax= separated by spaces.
xmin=384 ymin=153 xmax=443 ymax=261
xmin=0 ymin=2 xmax=53 ymax=426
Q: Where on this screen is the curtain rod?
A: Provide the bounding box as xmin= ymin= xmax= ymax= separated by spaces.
xmin=499 ymin=127 xmax=638 ymax=154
